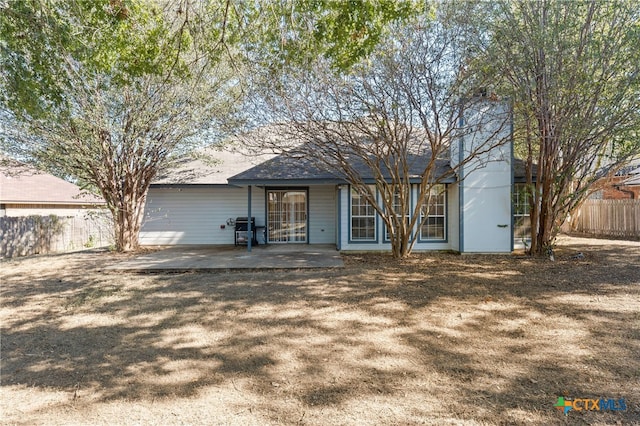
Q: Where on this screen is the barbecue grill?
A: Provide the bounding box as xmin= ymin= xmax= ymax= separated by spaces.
xmin=234 ymin=217 xmax=257 ymax=246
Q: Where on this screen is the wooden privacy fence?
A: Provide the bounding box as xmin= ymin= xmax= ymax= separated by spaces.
xmin=569 ymin=199 xmax=640 ymax=240
xmin=0 ymin=214 xmax=113 ymax=258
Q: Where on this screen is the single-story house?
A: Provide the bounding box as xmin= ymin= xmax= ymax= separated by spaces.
xmin=0 ymin=159 xmax=106 ymax=217
xmin=587 ymin=161 xmax=640 ymax=200
xmin=607 ymin=165 xmax=640 ymax=200
xmin=141 ymin=103 xmax=533 ymax=253
xmin=623 ymin=168 xmax=640 ymax=190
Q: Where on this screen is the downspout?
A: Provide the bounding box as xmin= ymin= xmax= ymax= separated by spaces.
xmin=458 ymin=107 xmax=465 ymax=254
xmin=336 ymin=185 xmax=342 ymax=251
xmin=247 ymin=185 xmax=252 ymax=252
xmin=510 ymin=101 xmax=515 ymax=252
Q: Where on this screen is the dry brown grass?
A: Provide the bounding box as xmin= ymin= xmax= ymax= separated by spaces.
xmin=1 ymin=236 xmax=639 ymax=425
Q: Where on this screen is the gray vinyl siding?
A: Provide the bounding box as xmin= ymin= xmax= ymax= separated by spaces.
xmin=140 ymin=187 xmax=265 ymax=245
xmin=308 ymin=185 xmax=337 ymax=244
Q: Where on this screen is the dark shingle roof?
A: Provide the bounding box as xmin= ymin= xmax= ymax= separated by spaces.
xmin=513 ymin=158 xmax=537 ymax=182
xmin=228 ymin=151 xmax=454 ymax=185
xmin=151 ymin=128 xmax=535 ymax=186
xmin=228 ymin=155 xmax=341 ymax=184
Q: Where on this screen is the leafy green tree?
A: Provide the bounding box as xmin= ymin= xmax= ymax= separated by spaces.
xmin=244 ymin=0 xmax=425 ymax=72
xmin=477 ymin=0 xmax=640 ymax=255
xmin=1 ymin=0 xmax=241 ymax=251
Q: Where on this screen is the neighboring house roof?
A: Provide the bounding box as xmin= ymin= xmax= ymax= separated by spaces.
xmin=595 ymin=163 xmax=640 ymax=187
xmin=623 ymin=173 xmax=640 ymax=186
xmin=0 ymin=159 xmax=105 ymax=205
xmin=615 ymin=163 xmax=640 ymax=176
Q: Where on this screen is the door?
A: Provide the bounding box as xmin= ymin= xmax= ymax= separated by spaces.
xmin=267 ymin=189 xmax=307 ymax=243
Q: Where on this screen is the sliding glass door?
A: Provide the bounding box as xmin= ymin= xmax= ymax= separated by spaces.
xmin=267 ymin=189 xmax=307 ymax=243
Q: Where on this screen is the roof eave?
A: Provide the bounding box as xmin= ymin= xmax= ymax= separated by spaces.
xmin=150 ymin=183 xmax=231 ymax=189
xmin=0 ymin=200 xmax=106 ymax=206
xmin=227 ymin=178 xmax=347 ymax=187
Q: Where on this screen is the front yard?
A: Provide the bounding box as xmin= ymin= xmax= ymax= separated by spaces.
xmin=1 ymin=236 xmax=638 ymax=425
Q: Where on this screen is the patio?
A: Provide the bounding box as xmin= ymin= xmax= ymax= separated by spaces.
xmin=105 ymin=244 xmax=344 ymax=272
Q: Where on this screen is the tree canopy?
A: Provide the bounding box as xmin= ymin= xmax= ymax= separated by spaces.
xmin=0 ymin=0 xmax=242 ymax=251
xmin=241 ymin=0 xmax=425 ymax=72
xmin=2 ymin=0 xmax=638 ymax=256
xmin=476 ymin=0 xmax=640 ymax=254
xmin=0 ymin=0 xmax=417 ymax=252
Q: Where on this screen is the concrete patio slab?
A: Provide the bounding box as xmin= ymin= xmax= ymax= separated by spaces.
xmin=106 ymin=244 xmax=344 ymax=272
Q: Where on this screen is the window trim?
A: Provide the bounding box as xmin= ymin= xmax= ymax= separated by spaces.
xmin=349 ymin=185 xmax=378 ymax=243
xmin=418 ymin=183 xmax=448 ymax=243
xmin=513 ymin=183 xmax=531 ymax=243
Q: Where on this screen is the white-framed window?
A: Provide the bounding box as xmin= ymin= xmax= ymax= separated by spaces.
xmin=420 ymin=184 xmax=446 ymax=240
xmin=350 ymin=186 xmax=376 ymax=241
xmin=513 ymin=183 xmax=531 ymax=242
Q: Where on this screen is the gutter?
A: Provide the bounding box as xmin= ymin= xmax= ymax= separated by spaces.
xmin=613 ymin=184 xmax=635 ymax=199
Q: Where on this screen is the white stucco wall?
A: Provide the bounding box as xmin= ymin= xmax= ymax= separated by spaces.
xmin=460 ymin=167 xmax=512 ymax=252
xmin=459 ymin=101 xmax=513 ymax=253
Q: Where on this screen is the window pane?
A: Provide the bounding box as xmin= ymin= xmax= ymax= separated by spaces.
xmin=420 ymin=185 xmax=446 ymax=240
xmin=351 ymin=187 xmax=376 ymax=241
xmin=352 ymin=217 xmax=375 ymax=240
xmin=514 ymin=184 xmax=530 ymax=215
xmin=513 ymin=184 xmax=531 ymax=243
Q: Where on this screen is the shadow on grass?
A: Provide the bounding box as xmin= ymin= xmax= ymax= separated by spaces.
xmin=1 ymin=240 xmax=638 ymax=424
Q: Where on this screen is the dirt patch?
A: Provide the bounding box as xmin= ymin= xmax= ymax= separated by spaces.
xmin=1 ymin=236 xmax=638 ymax=425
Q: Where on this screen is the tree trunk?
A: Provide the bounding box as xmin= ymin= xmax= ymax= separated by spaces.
xmin=529 ymin=33 xmax=558 ymax=257
xmin=389 ymin=225 xmax=412 ymax=259
xmin=536 ymin=194 xmax=554 ymax=255
xmin=528 ymin=194 xmax=540 ymax=254
xmin=108 ymin=192 xmax=146 ymax=252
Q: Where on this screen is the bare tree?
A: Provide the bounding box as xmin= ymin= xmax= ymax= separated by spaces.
xmin=249 ymin=14 xmax=511 ymax=258
xmin=480 ymin=0 xmax=640 ymax=255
